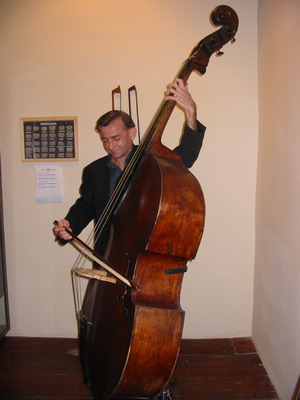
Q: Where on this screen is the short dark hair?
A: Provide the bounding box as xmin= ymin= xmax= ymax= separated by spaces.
xmin=95 ymin=110 xmax=135 ymax=132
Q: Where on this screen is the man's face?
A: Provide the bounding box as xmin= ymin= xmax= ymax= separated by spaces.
xmin=99 ymin=117 xmax=136 ymax=166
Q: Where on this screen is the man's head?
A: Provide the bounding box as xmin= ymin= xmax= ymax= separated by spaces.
xmin=95 ymin=110 xmax=137 ymax=169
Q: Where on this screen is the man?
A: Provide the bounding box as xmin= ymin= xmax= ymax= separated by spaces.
xmin=53 ymin=78 xmax=206 ymax=255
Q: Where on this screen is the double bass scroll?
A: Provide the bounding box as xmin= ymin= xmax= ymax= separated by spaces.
xmin=149 ymin=5 xmax=238 ymax=152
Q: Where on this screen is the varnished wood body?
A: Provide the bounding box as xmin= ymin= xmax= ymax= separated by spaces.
xmin=81 ymin=153 xmax=205 ymax=399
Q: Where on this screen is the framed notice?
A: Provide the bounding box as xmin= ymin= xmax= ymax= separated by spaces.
xmin=21 ymin=116 xmax=78 ymax=162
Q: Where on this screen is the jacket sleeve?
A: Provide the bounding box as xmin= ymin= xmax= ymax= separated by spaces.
xmin=173 ymin=120 xmax=206 ymax=168
xmin=64 ymin=166 xmax=95 ymax=236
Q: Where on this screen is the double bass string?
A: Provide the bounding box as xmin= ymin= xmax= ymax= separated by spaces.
xmin=90 ymin=98 xmax=176 ymax=247
xmin=70 ymin=57 xmax=193 ymax=313
xmin=70 ymin=102 xmax=158 ymax=315
xmin=90 ymin=61 xmax=193 ymax=247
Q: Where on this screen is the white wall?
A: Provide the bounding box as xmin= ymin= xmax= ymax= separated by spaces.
xmin=0 ymin=0 xmax=258 ymax=341
xmin=253 ymin=0 xmax=300 ymax=399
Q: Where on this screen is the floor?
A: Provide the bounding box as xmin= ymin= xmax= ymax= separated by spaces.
xmin=0 ymin=336 xmax=279 ymax=400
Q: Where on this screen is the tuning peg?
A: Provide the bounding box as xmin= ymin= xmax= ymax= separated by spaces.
xmin=216 ymin=50 xmax=224 ymax=56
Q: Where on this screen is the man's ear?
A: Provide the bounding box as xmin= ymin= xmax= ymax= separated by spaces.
xmin=129 ymin=127 xmax=137 ymax=141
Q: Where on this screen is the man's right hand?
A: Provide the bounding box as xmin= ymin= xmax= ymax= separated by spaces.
xmin=53 ymin=219 xmax=73 ymax=241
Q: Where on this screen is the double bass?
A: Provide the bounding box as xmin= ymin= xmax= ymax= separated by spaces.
xmin=69 ymin=5 xmax=238 ymax=399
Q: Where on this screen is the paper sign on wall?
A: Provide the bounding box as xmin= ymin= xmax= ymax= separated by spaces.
xmin=35 ymin=165 xmax=63 ymax=203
